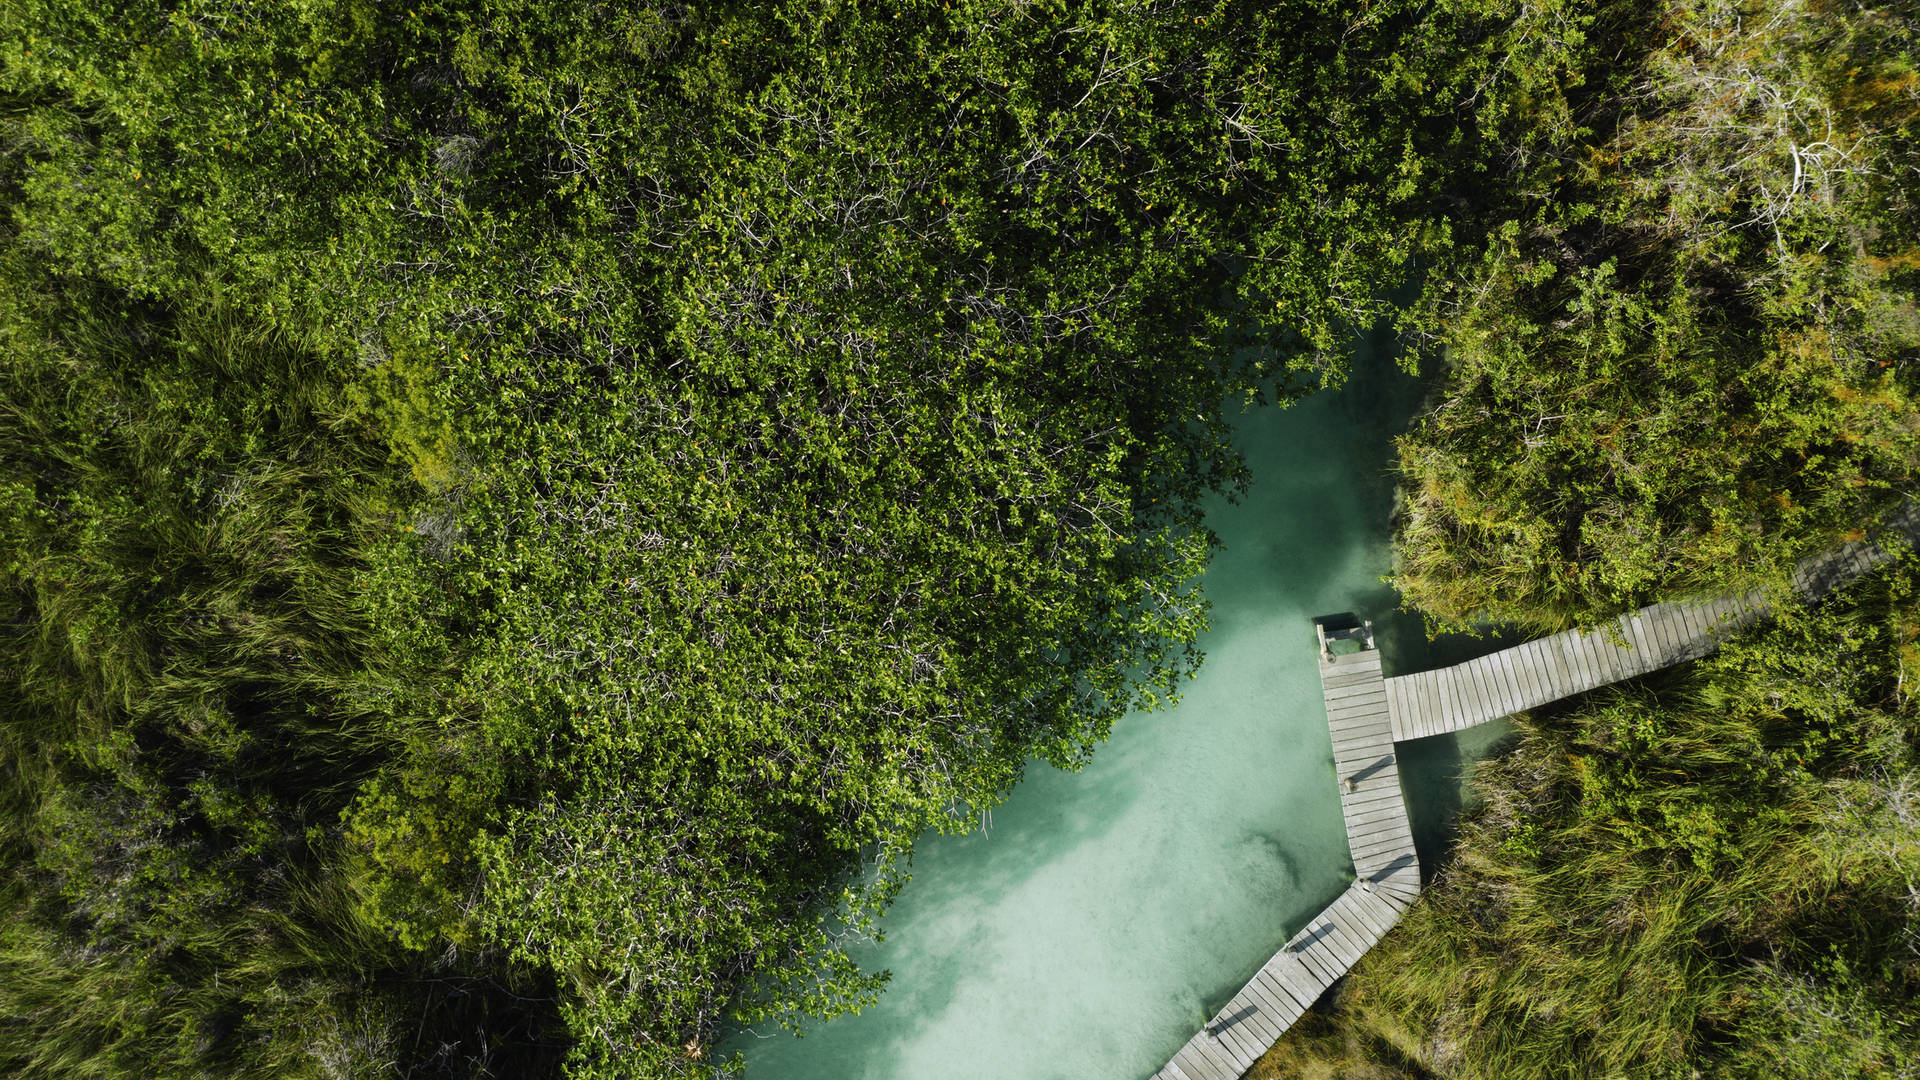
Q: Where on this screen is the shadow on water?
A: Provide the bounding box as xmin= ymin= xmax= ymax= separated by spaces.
xmin=731 ymin=321 xmax=1442 ymax=1080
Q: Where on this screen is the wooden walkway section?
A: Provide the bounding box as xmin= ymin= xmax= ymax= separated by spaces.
xmin=1153 ymin=632 xmax=1419 ymax=1080
xmin=1151 ymin=506 xmax=1919 ymax=1080
xmin=1387 ymin=506 xmax=1920 ymax=741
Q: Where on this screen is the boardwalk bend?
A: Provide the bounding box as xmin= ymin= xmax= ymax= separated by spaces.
xmin=1152 ymin=507 xmax=1920 ymax=1080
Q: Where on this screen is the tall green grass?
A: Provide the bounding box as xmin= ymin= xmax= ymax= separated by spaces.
xmin=0 ymin=256 xmax=561 ymax=1078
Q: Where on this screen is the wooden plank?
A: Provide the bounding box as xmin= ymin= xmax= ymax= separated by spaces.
xmin=1580 ymin=629 xmax=1610 ymax=687
xmin=1599 ymin=618 xmax=1630 ymax=668
xmin=1345 ymin=889 xmax=1400 ymax=942
xmin=1612 ymin=614 xmax=1644 ymax=671
xmin=1397 ymin=676 xmax=1422 ymax=736
xmin=1331 ymin=890 xmax=1389 ymax=939
xmin=1488 ymin=650 xmax=1524 ymax=714
xmin=1533 ymin=636 xmax=1565 ymax=699
xmin=1464 ymin=661 xmax=1499 ymax=724
xmin=1329 ymin=707 xmax=1392 ymax=732
xmin=1552 ymin=632 xmax=1585 ymax=692
xmin=1329 ymin=700 xmax=1391 ymax=722
xmin=1350 ymin=825 xmax=1408 ymax=857
xmin=1419 ymin=671 xmax=1447 ymax=731
xmin=1251 ymin=969 xmax=1309 ymax=1018
xmin=1235 ymin=977 xmax=1294 ymax=1030
xmin=1352 ymin=839 xmax=1413 ymax=867
xmin=1290 ymin=941 xmax=1344 ymax=986
xmin=1303 ymin=920 xmax=1360 ymax=970
xmin=1670 ymin=603 xmax=1704 ymax=647
xmin=1416 ymin=670 xmax=1442 ymax=731
xmin=1322 ymin=667 xmax=1384 ymax=689
xmin=1469 ymin=661 xmax=1502 ymax=723
xmin=1325 ymin=681 xmax=1388 ymax=706
xmin=1353 ymin=830 xmax=1415 ymax=858
xmin=1332 ymin=713 xmax=1393 ymax=737
xmin=1340 ymin=782 xmax=1405 ymax=808
xmin=1205 ymin=1015 xmax=1259 ymax=1063
xmin=1354 ymin=845 xmax=1417 ymax=874
xmin=1315 ymin=918 xmax=1369 ymax=970
xmin=1344 ymin=801 xmax=1413 ymax=828
xmin=1552 ymin=633 xmax=1579 ymax=696
xmin=1282 ymin=938 xmax=1335 ymax=987
xmin=1555 ymin=635 xmax=1585 ymax=697
xmin=1520 ymin=637 xmax=1555 ymax=701
xmin=1662 ymin=607 xmax=1691 ymax=655
xmin=1512 ymin=639 xmax=1546 ymax=704
xmin=1338 ymin=889 xmax=1395 ymax=941
xmin=1331 ymin=734 xmax=1393 ymax=760
xmin=1538 ymin=635 xmax=1571 ymax=699
xmin=1660 ymin=608 xmax=1688 ymax=660
xmin=1686 ymin=599 xmax=1717 ymax=639
xmin=1262 ymin=958 xmax=1321 ymax=1014
xmin=1343 ymin=795 xmax=1403 ymax=821
xmin=1418 ymin=672 xmax=1444 ymax=731
xmin=1510 ymin=641 xmax=1544 ymax=704
xmin=1325 ymin=680 xmax=1388 ymax=703
xmin=1648 ymin=608 xmax=1679 ymax=659
xmin=1638 ymin=608 xmax=1669 ymax=658
xmin=1330 ymin=706 xmax=1391 ymax=729
xmin=1444 ymin=665 xmax=1477 ymax=726
xmin=1184 ymin=1032 xmax=1240 ymax=1078
xmin=1224 ymin=984 xmax=1287 ymax=1042
xmin=1466 ymin=653 xmax=1512 ymax=711
xmin=1446 ymin=666 xmax=1472 ymax=727
xmin=1397 ymin=676 xmax=1428 ymax=734
xmin=1348 ymin=801 xmax=1410 ymax=829
xmin=1536 ymin=638 xmax=1569 ymax=700
xmin=1170 ymin=1038 xmax=1224 ymax=1080
xmin=1231 ymin=1003 xmax=1291 ymax=1055
xmin=1346 ymin=815 xmax=1397 ymax=844
xmin=1351 ymin=827 xmax=1413 ymax=856
xmin=1628 ymin=613 xmax=1661 ymax=670
xmin=1457 ymin=663 xmax=1488 ymax=725
xmin=1679 ymin=602 xmax=1710 ymax=647
xmin=1581 ymin=629 xmax=1613 ymax=691
xmin=1350 ymin=822 xmax=1414 ymax=850
xmin=1322 ymin=652 xmax=1381 ymax=675
xmin=1218 ymin=1002 xmax=1279 ymax=1058
xmin=1185 ymin=1023 xmax=1243 ymax=1075
xmin=1168 ymin=1048 xmax=1217 ymax=1080
xmin=1351 ymin=821 xmax=1415 ymax=849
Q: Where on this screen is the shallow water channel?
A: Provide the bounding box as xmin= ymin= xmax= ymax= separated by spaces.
xmin=732 ymin=338 xmax=1498 ymax=1080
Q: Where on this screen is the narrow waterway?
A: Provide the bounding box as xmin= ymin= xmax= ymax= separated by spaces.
xmin=732 ymin=335 xmax=1480 ymax=1080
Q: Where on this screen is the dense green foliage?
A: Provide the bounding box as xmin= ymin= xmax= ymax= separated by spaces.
xmin=0 ymin=1 xmax=1500 ymax=1077
xmin=1251 ymin=1 xmax=1920 ymax=1077
xmin=0 ymin=265 xmax=563 ymax=1078
xmin=1394 ymin=0 xmax=1920 ymax=630
xmin=8 ymin=0 xmax=1913 ymax=1076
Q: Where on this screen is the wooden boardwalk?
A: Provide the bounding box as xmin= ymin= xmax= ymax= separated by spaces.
xmin=1152 ymin=632 xmax=1419 ymax=1080
xmin=1387 ymin=507 xmax=1920 ymax=741
xmin=1151 ymin=506 xmax=1918 ymax=1080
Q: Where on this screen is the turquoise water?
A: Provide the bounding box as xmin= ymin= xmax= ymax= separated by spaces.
xmin=732 ymin=342 xmax=1467 ymax=1080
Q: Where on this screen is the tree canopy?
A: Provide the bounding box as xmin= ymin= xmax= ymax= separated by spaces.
xmin=0 ymin=1 xmax=1490 ymax=1076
